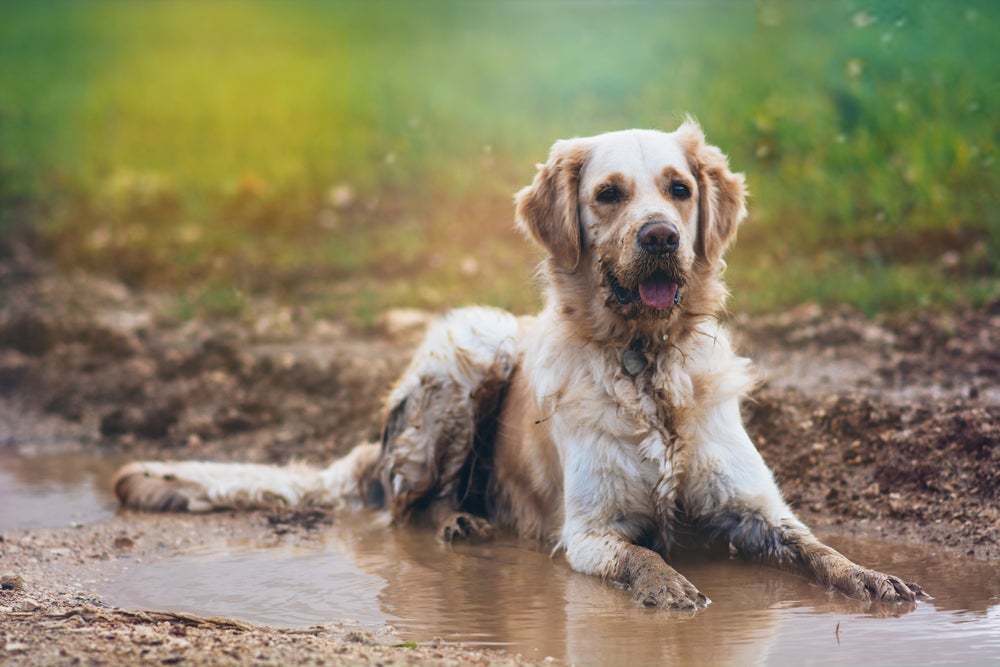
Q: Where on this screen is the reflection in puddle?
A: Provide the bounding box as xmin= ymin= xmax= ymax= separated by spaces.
xmin=0 ymin=447 xmax=123 ymax=531
xmin=105 ymin=513 xmax=1000 ymax=666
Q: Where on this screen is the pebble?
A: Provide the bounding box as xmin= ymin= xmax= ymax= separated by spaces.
xmin=1 ymin=573 xmax=25 ymax=591
xmin=19 ymin=598 xmax=41 ymax=612
xmin=114 ymin=536 xmax=135 ymax=551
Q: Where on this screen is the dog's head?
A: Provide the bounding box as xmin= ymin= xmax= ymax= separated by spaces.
xmin=515 ymin=120 xmax=746 ymax=335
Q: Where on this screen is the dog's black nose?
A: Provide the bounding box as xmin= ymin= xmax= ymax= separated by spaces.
xmin=637 ymin=221 xmax=680 ymax=255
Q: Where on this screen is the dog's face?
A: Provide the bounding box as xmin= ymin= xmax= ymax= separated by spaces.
xmin=516 ymin=121 xmax=747 ymax=330
xmin=579 ymin=130 xmax=700 ymax=319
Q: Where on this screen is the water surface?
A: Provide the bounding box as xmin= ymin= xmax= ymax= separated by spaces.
xmin=104 ymin=514 xmax=1000 ymax=666
xmin=0 ymin=446 xmax=123 ymax=531
xmin=2 ymin=449 xmax=997 ymax=666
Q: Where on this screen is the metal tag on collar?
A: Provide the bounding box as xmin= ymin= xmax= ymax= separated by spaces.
xmin=622 ymin=339 xmax=648 ymax=377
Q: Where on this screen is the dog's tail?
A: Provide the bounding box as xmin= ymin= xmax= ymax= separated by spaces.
xmin=113 ymin=441 xmax=382 ymax=513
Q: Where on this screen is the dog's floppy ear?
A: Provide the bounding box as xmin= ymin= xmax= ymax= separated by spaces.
xmin=514 ymin=139 xmax=589 ymax=271
xmin=677 ymin=119 xmax=748 ymax=267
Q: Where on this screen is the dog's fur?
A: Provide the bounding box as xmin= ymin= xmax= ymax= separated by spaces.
xmin=115 ymin=120 xmax=926 ymax=609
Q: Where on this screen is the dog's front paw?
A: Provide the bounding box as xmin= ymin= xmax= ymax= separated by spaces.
xmin=436 ymin=511 xmax=494 ymax=543
xmin=631 ymin=570 xmax=710 ymax=610
xmin=835 ymin=567 xmax=929 ymax=603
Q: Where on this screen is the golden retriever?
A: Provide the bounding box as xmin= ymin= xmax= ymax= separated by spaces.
xmin=115 ymin=120 xmax=926 ymax=609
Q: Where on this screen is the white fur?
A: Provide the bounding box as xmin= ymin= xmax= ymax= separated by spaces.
xmin=385 ymin=306 xmax=519 ymax=410
xmin=117 ymin=442 xmax=380 ymax=512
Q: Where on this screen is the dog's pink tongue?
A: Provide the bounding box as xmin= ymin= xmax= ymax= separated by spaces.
xmin=638 ymin=278 xmax=678 ymax=309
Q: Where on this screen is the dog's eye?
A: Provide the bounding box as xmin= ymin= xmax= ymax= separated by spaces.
xmin=596 ymin=185 xmax=623 ymax=204
xmin=669 ymin=182 xmax=691 ymax=200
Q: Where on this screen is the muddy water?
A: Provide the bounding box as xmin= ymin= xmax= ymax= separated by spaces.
xmin=0 ymin=447 xmax=124 ymax=531
xmin=3 ymin=450 xmax=998 ymax=666
xmin=104 ymin=513 xmax=1000 ymax=666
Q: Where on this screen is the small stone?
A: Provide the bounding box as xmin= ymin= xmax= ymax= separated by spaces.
xmin=622 ymin=349 xmax=648 ymax=376
xmin=114 ymin=536 xmax=135 ymax=551
xmin=861 ymin=482 xmax=881 ymax=499
xmin=1 ymin=573 xmax=24 ymax=590
xmin=19 ymin=598 xmax=41 ymax=612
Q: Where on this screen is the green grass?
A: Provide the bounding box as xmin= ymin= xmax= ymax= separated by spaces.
xmin=1 ymin=0 xmax=997 ymax=321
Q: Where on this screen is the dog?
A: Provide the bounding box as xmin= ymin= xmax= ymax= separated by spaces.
xmin=115 ymin=120 xmax=926 ymax=610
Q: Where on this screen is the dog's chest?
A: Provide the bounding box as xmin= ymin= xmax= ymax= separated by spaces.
xmin=613 ymin=345 xmax=694 ymax=432
xmin=549 ymin=345 xmax=696 ymax=505
xmin=538 ymin=338 xmax=696 ymax=442
xmin=619 ymin=344 xmax=706 ymax=500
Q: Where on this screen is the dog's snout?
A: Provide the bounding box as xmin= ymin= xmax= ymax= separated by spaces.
xmin=637 ymin=221 xmax=680 ymax=255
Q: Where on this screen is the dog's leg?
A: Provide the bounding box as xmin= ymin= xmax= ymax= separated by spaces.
xmin=562 ymin=531 xmax=709 ymax=610
xmin=114 ymin=441 xmax=380 ymax=512
xmin=550 ymin=409 xmax=709 ymax=609
xmin=713 ymin=510 xmax=927 ymax=602
xmin=685 ymin=397 xmax=927 ymax=603
xmin=374 ymin=307 xmax=518 ymax=538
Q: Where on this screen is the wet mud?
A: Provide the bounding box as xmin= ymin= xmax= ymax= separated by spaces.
xmin=738 ymin=303 xmax=1000 ymax=557
xmin=1 ymin=243 xmax=999 ymax=665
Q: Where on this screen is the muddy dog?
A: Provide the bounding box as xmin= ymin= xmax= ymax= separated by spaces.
xmin=115 ymin=120 xmax=926 ymax=610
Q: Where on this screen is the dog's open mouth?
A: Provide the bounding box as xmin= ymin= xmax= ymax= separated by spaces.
xmin=638 ymin=274 xmax=680 ymax=309
xmin=608 ymin=272 xmax=681 ymax=311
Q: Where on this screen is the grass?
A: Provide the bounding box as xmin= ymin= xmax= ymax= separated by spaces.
xmin=1 ymin=0 xmax=997 ymax=322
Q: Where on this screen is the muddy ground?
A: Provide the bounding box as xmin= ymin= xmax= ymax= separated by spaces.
xmin=1 ymin=239 xmax=998 ymax=665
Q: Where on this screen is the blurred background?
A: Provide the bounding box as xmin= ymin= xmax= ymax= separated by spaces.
xmin=1 ymin=0 xmax=997 ymax=324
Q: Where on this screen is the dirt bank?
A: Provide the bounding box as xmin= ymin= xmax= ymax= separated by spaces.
xmin=1 ymin=241 xmax=998 ymax=665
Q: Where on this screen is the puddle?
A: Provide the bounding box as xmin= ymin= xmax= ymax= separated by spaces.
xmin=104 ymin=513 xmax=1000 ymax=666
xmin=3 ymin=447 xmax=998 ymax=665
xmin=0 ymin=446 xmax=123 ymax=531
